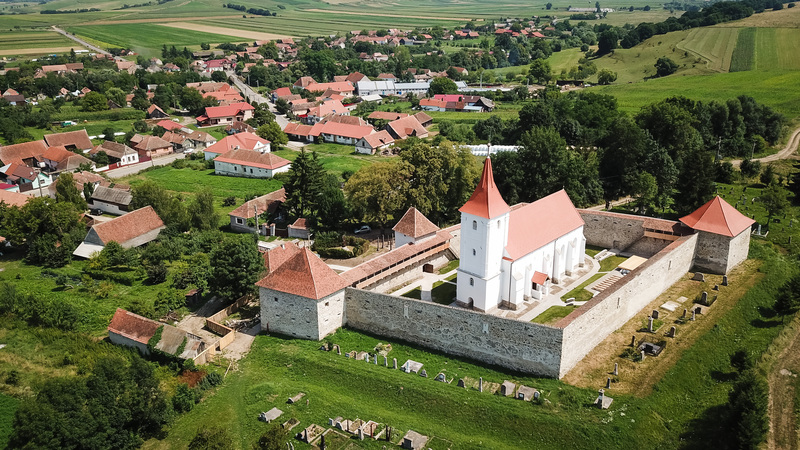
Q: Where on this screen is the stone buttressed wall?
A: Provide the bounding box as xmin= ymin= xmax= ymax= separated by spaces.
xmin=693 ymin=228 xmax=751 ymax=275
xmin=260 ymin=287 xmax=346 ymax=340
xmin=344 ymin=288 xmax=564 ymax=378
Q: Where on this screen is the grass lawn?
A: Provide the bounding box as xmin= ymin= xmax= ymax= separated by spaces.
xmin=531 ymin=305 xmax=577 ymax=325
xmin=437 ymin=259 xmax=459 ymax=274
xmin=560 ymin=273 xmax=604 ymax=302
xmin=584 ymin=245 xmax=604 ymax=258
xmin=0 ymin=393 xmax=17 ymax=449
xmin=273 ymin=143 xmax=383 ymax=179
xmin=143 ymin=328 xmax=638 ymax=450
xmin=598 ymin=255 xmax=628 ymax=272
xmin=402 ymin=288 xmax=422 ymax=299
xmin=430 ymin=281 xmax=456 ymax=305
xmin=119 ymin=166 xmax=282 ymax=206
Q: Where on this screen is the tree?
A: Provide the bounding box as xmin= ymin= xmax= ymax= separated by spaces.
xmin=210 ymin=71 xmax=228 ymax=83
xmin=597 ymin=29 xmax=618 ymax=55
xmin=631 ymin=172 xmax=657 ymax=213
xmin=55 ymin=172 xmax=87 ymax=211
xmin=81 ymin=91 xmax=109 ymax=112
xmin=740 ymin=158 xmax=762 ymax=178
xmin=316 ymin=175 xmax=349 ymax=231
xmin=209 ymin=234 xmax=263 ymax=300
xmin=102 ymin=127 xmax=116 ymax=142
xmin=760 ymin=182 xmax=789 ymax=223
xmin=528 ymin=58 xmax=552 ymax=84
xmin=190 ymin=189 xmax=220 ymax=231
xmin=345 ymin=161 xmax=411 ymax=228
xmin=189 ymin=426 xmax=232 ymax=450
xmin=775 ymin=274 xmax=800 ymax=316
xmin=546 ymin=2 xmax=553 ymax=8
xmin=256 ymin=423 xmax=288 ymax=450
xmin=596 ymin=69 xmax=617 ymax=85
xmin=674 ymin=142 xmax=715 ymax=214
xmin=283 ymin=150 xmax=326 ymax=219
xmin=728 ymin=370 xmax=769 ymax=449
xmin=105 ymin=87 xmax=126 ymax=107
xmin=759 ymin=163 xmax=775 ymax=186
xmin=275 ymin=98 xmax=290 ymax=115
xmin=516 ymin=127 xmax=570 ymax=201
xmin=429 ymin=77 xmax=458 ymax=95
xmin=654 ymin=57 xmax=678 ymax=77
xmin=256 ymin=122 xmax=288 ymax=149
xmin=131 ymin=181 xmax=190 ymax=231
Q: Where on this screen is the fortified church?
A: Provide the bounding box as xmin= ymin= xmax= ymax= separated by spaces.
xmin=255 ymin=155 xmax=756 ymax=378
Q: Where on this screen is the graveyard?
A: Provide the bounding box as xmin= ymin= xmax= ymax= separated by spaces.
xmin=138 ymin=239 xmax=794 ymax=449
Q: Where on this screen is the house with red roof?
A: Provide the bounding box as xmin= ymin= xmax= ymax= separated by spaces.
xmin=354 ymin=130 xmax=394 ymax=154
xmin=196 ymin=102 xmax=255 ymax=126
xmin=213 ymin=148 xmax=290 ymax=179
xmin=316 ymin=121 xmax=376 ymax=145
xmin=679 ymin=196 xmax=754 ymax=274
xmin=41 ymin=146 xmax=94 ymax=172
xmin=229 ymin=188 xmax=286 ymax=234
xmin=303 ymin=82 xmax=355 ymax=96
xmin=393 ymin=207 xmax=440 ymax=247
xmin=74 ymin=206 xmax=165 ymax=258
xmin=107 ymin=308 xmax=210 ymax=362
xmin=304 ymin=99 xmax=348 ymax=124
xmin=203 ymin=132 xmax=270 ymax=160
xmin=385 ymin=115 xmax=428 ymax=139
xmin=456 ymin=157 xmax=587 ymax=310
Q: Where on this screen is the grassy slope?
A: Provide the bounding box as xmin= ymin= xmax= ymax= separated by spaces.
xmin=0 ymin=30 xmax=80 ymax=51
xmin=0 ymin=393 xmax=17 ymax=449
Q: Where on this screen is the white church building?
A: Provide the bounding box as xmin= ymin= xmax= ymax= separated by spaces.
xmin=456 ymin=157 xmax=586 ymax=312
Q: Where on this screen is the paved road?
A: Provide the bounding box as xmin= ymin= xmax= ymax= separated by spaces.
xmin=51 ymin=26 xmax=113 ymax=57
xmin=730 ymin=125 xmax=800 ymax=167
xmin=105 ymin=153 xmax=186 ymax=178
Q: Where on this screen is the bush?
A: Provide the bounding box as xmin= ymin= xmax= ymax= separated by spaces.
xmin=84 ymin=268 xmax=138 ymax=285
xmin=313 ymin=231 xmax=342 ymax=250
xmin=52 ymin=108 xmax=145 ymax=122
xmin=222 ymin=196 xmax=236 ymax=206
xmin=173 ymin=383 xmax=196 ymax=413
xmin=344 ymin=235 xmax=370 ymax=256
xmin=205 ymin=372 xmax=223 ymax=386
xmin=740 ymin=158 xmax=762 ymax=178
xmin=316 ymin=247 xmax=354 ymax=259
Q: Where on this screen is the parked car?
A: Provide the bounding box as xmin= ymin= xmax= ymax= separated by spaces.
xmin=354 ymin=225 xmax=371 ymax=234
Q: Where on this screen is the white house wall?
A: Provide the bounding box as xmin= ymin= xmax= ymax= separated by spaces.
xmin=214 ymin=160 xmax=289 ymax=178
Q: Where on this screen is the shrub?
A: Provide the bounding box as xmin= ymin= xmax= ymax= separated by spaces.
xmin=316 ymin=247 xmax=354 ymax=259
xmin=313 ymin=231 xmax=342 ymax=250
xmin=222 ymin=196 xmax=236 ymax=206
xmin=52 ymin=108 xmax=145 ymax=122
xmin=205 ymin=372 xmax=223 ymax=386
xmin=172 ymin=383 xmax=196 ymax=413
xmin=344 ymin=235 xmax=370 ymax=256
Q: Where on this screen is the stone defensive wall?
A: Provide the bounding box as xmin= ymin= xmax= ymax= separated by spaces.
xmin=556 ymin=233 xmax=699 ymax=377
xmin=578 ymin=209 xmax=690 ymax=255
xmin=344 ymin=288 xmax=564 ymax=378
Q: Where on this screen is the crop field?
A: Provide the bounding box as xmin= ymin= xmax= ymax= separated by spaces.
xmin=675 ymin=27 xmax=738 ymax=72
xmin=729 ymin=27 xmax=755 ymax=72
xmin=0 ymin=30 xmax=86 ymax=55
xmin=754 ymin=27 xmax=800 ymax=70
xmin=65 ymin=23 xmax=246 ymax=56
xmin=715 ymin=4 xmax=800 ymax=28
xmin=597 ymin=69 xmax=800 ymax=118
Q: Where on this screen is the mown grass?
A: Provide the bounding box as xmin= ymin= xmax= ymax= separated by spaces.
xmin=599 ymin=255 xmax=627 ymax=272
xmin=437 ymin=259 xmax=459 ymax=274
xmin=0 ymin=30 xmax=79 ymax=51
xmin=729 ymin=27 xmax=756 ymax=72
xmin=531 ymin=305 xmax=577 ymax=325
xmin=143 ymin=327 xmax=639 ymax=450
xmin=0 ymin=393 xmax=17 ymax=449
xmin=560 ymin=273 xmax=603 ymax=302
xmin=272 ymin=144 xmax=381 ymax=179
xmin=430 ymin=281 xmax=456 ymax=305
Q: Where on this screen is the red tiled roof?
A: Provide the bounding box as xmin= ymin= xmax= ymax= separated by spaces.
xmin=679 ymin=196 xmax=754 ymax=237
xmin=42 ymin=145 xmax=74 ymax=163
xmin=92 ymin=206 xmax=165 ymax=245
xmin=345 ymin=72 xmax=368 ymax=83
xmin=230 ymin=188 xmax=286 ymax=219
xmin=147 ymin=104 xmax=167 ymax=116
xmin=215 ymin=149 xmax=289 ymax=170
xmin=317 ymin=122 xmax=375 ymax=140
xmin=293 ymin=76 xmax=317 ymax=88
xmin=157 ymin=120 xmax=184 ymax=131
xmin=263 ymin=241 xmax=301 ymax=273
xmin=272 ymin=87 xmax=292 ymax=97
xmin=255 ymin=248 xmax=348 ymax=300
xmin=322 ymin=114 xmax=367 ymax=126
xmin=0 ymin=140 xmax=47 ymax=165
xmin=377 ymin=73 xmax=396 ymax=79
xmin=0 ymin=189 xmax=30 ymax=207
xmin=433 ymin=94 xmax=462 ymax=102
xmin=531 ymin=271 xmax=549 ymax=285
xmin=459 ymin=157 xmax=510 ymax=219
xmin=44 ymin=130 xmax=93 ymax=150
xmin=203 ymin=102 xmax=254 ymax=119
xmin=133 ymin=135 xmax=172 ymax=152
xmin=204 ymin=132 xmax=267 ymax=155
xmin=307 ymin=100 xmax=347 ymax=118
xmin=386 ymin=115 xmax=427 ymax=139
xmin=108 ymin=308 xmax=160 ymax=345
xmin=289 ymin=217 xmax=308 ymax=229
xmin=393 ymin=207 xmax=439 ymax=238
xmin=361 ymin=130 xmax=394 ymax=149
xmin=284 ymin=122 xmax=316 ymax=137
xmin=304 ymin=82 xmax=355 ymax=94
xmin=368 ymin=111 xmax=408 ymax=121
xmin=419 ymin=98 xmax=446 ymax=109
xmin=505 ymin=190 xmax=584 ymax=260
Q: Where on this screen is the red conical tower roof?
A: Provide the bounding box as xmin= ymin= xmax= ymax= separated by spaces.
xmin=679 ymin=196 xmax=754 ymax=237
xmin=459 ymin=157 xmax=510 ymax=219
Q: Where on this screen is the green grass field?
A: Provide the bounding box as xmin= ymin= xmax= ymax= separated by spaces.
xmin=675 ymin=26 xmax=739 ymax=72
xmin=0 ymin=30 xmax=84 ymax=54
xmin=0 ymin=393 xmax=17 ymax=449
xmin=729 ymin=27 xmax=756 ymax=72
xmin=273 ymin=143 xmax=381 ymax=179
xmin=531 ymin=304 xmax=577 ymax=324
xmin=560 ymin=273 xmax=604 ymax=302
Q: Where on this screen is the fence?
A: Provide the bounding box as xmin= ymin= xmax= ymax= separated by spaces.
xmin=204 ymin=295 xmax=253 ymax=352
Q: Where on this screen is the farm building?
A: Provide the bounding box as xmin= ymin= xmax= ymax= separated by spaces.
xmin=73 ymin=206 xmax=165 ymax=258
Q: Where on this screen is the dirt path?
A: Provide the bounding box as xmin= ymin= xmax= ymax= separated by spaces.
xmin=730 ymin=125 xmax=800 ymax=167
xmin=767 ymin=319 xmax=800 ymax=450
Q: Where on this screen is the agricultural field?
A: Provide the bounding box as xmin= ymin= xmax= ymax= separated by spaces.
xmin=729 ymin=27 xmax=756 ymax=72
xmin=0 ymin=30 xmax=86 ymax=56
xmin=675 ymin=27 xmax=739 ymax=72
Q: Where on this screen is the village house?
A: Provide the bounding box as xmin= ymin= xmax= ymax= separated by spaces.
xmin=0 ymin=189 xmax=31 ymax=207
xmin=304 ymin=99 xmax=348 ymax=124
xmin=44 ymin=129 xmax=93 ymax=152
xmin=213 ymin=148 xmax=290 ymax=179
xmin=0 ymin=163 xmax=52 ymax=194
xmin=366 ymin=111 xmax=408 ymax=123
xmin=73 ymin=206 xmax=165 ymax=258
xmin=196 ymin=102 xmax=255 ymax=126
xmin=225 ymin=120 xmax=255 ymax=135
xmin=90 ymin=185 xmax=132 ymax=215
xmin=90 ymin=141 xmax=140 ymax=166
xmin=316 ymin=121 xmax=375 ymax=145
xmin=288 ymin=218 xmax=311 ymax=239
xmin=303 ymin=82 xmax=356 ymax=97
xmin=229 ymin=188 xmax=286 ymax=234
xmin=293 ymin=76 xmax=317 ymax=89
xmin=130 ymin=134 xmax=173 ymax=158
xmin=413 ymin=112 xmax=433 ymax=127
xmin=354 ymin=130 xmax=394 ymax=154
xmin=385 ymin=115 xmax=429 ymax=139
xmin=146 ymin=104 xmax=169 ymax=119
xmin=0 ymin=140 xmax=48 ymax=167
xmin=203 ymin=132 xmax=269 ymax=160
xmin=41 ymin=146 xmax=94 ymax=173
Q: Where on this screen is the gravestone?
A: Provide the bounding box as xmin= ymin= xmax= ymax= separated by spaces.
xmin=669 ymin=326 xmax=676 ymax=338
xmin=606 ymin=378 xmax=611 ymax=389
xmin=435 ymin=373 xmax=446 ymax=382
xmin=393 ymin=358 xmax=397 ymax=369
xmin=479 ymin=377 xmax=483 ymax=392
xmin=595 ymin=389 xmax=613 ymax=409
xmin=683 ymin=309 xmax=687 ymax=318
xmin=640 ymin=350 xmax=646 ymax=361
xmin=384 ymin=356 xmax=388 ymax=367
xmin=651 ymin=310 xmax=659 ymax=320
xmin=358 ymin=428 xmax=365 ymax=441
xmin=648 ymin=317 xmax=654 ymax=332
xmin=334 ymin=345 xmax=341 ymax=355
xmin=534 ymin=391 xmax=540 ymax=401
xmin=713 ymin=285 xmax=719 ymax=291
xmin=345 ymin=353 xmax=350 ymax=358
xmin=419 ymin=369 xmax=427 ymax=378
xmin=365 ymin=353 xmax=370 ymax=362
xmin=722 ymin=275 xmax=728 ymax=286
xmin=630 ymin=335 xmax=636 ymax=347
xmin=457 ymin=379 xmax=466 ymax=388
xmin=501 ymin=380 xmax=516 ymax=397
xmin=374 ymin=354 xmax=378 ymax=364
xmin=613 ymin=363 xmax=618 ymax=376
xmin=695 ymin=306 xmax=702 ymax=314
xmin=692 ymin=272 xmax=705 ymax=282
xmin=701 ymin=291 xmax=708 ymax=303
xmin=691 ymin=310 xmax=696 ymax=321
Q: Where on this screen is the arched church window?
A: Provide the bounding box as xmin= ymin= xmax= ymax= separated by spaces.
xmin=470 ymin=278 xmax=474 ymax=286
xmin=472 ymin=220 xmax=477 ymax=230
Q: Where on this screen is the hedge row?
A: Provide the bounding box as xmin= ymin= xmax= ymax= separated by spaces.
xmin=52 ymin=109 xmax=146 ymax=122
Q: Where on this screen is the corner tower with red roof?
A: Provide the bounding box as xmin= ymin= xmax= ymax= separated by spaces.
xmin=679 ymin=196 xmax=754 ymax=274
xmin=457 ymin=157 xmax=511 ymax=312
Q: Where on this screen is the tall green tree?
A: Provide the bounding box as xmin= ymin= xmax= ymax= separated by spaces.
xmin=190 ymin=189 xmax=219 ymax=231
xmin=209 ymin=234 xmax=263 ymax=300
xmin=283 ymin=149 xmax=325 ymax=219
xmin=428 ymin=77 xmax=459 ymax=95
xmin=55 ymin=172 xmax=87 ymax=210
xmin=760 ymin=182 xmax=789 ymax=223
xmin=728 ymin=370 xmax=769 ymax=450
xmin=674 ymin=140 xmax=715 ymax=214
xmin=256 ymin=122 xmax=288 ymax=149
xmin=345 ymin=161 xmax=411 ymax=228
